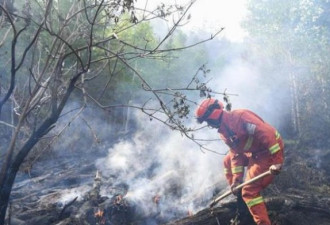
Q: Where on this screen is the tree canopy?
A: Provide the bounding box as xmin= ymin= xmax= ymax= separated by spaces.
xmin=243 ymin=0 xmax=330 ymax=147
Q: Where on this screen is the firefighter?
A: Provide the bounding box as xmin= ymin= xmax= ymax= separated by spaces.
xmin=196 ymin=98 xmax=284 ymax=225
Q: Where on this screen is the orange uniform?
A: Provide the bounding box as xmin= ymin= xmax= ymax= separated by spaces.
xmin=219 ymin=109 xmax=284 ymax=225
xmin=223 ymin=151 xmax=249 ymax=186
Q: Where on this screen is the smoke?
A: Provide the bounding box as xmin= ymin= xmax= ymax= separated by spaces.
xmin=57 ymin=186 xmax=91 ymax=206
xmin=95 ymin=110 xmax=228 ymax=221
xmin=213 ymin=57 xmax=271 ymax=110
xmin=214 ymin=59 xmax=286 ymax=123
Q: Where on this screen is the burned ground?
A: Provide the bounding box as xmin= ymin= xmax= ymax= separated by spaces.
xmin=5 ymin=144 xmax=330 ymax=225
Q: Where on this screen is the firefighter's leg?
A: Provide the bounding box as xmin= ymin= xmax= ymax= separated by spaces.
xmin=236 ymin=189 xmax=254 ymax=223
xmin=242 ymin=161 xmax=274 ymax=225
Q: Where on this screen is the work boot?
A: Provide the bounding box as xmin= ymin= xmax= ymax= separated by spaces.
xmin=236 ymin=192 xmax=254 ymax=224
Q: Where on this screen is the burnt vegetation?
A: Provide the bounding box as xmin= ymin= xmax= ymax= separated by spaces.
xmin=5 ymin=143 xmax=330 ymax=225
xmin=1 ymin=0 xmax=330 ymax=225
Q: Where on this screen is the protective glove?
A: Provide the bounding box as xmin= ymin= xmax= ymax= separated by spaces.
xmin=230 ymin=181 xmax=242 ymax=196
xmin=269 ymin=163 xmax=282 ymax=175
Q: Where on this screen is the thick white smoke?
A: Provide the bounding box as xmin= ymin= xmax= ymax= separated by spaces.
xmin=95 ymin=110 xmax=229 ymax=221
xmin=210 ymin=54 xmax=289 ymax=129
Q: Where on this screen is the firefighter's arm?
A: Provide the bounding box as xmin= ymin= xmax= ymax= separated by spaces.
xmin=223 ymin=152 xmax=233 ymax=186
xmin=254 ymin=125 xmax=284 ymax=174
xmin=229 ymin=151 xmax=246 ymax=189
xmin=252 ymin=125 xmax=284 ymax=173
xmin=255 ymin=125 xmax=284 ymax=164
xmin=242 ymin=113 xmax=284 ymax=165
xmin=241 ymin=112 xmax=284 ymax=175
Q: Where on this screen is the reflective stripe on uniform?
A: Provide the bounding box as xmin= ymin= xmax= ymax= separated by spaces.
xmin=269 ymin=143 xmax=281 ymax=154
xmin=224 ymin=168 xmax=230 ymax=174
xmin=231 ymin=166 xmax=244 ymax=174
xmin=246 ymin=196 xmax=264 ymax=208
xmin=244 ymin=136 xmax=254 ymax=150
xmin=275 ymin=130 xmax=280 ymax=140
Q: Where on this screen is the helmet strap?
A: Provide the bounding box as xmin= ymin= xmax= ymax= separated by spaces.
xmin=206 ymin=109 xmax=224 ymax=128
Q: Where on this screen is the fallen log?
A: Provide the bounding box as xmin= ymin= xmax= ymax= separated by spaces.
xmin=165 ymin=191 xmax=330 ymax=225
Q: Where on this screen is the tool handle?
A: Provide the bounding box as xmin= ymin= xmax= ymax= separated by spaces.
xmin=209 ymin=170 xmax=272 ymax=208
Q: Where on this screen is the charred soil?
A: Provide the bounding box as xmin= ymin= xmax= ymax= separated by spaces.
xmin=5 ymin=143 xmax=330 ymax=225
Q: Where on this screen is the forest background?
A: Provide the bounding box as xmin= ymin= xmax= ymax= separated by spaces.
xmin=0 ymin=0 xmax=329 ymax=224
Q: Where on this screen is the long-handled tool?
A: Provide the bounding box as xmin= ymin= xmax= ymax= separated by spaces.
xmin=209 ymin=170 xmax=272 ymax=208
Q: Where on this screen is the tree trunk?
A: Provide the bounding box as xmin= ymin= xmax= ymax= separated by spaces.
xmin=289 ymin=71 xmax=300 ymax=137
xmin=0 ymin=77 xmax=79 ymax=224
xmin=0 ymin=117 xmax=55 ymax=223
